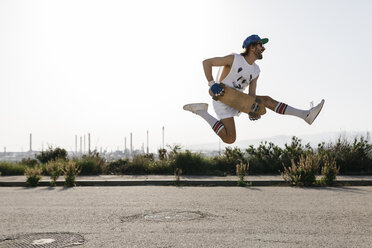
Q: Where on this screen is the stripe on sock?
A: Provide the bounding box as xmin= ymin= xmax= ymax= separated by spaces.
xmin=275 ymin=103 xmax=288 ymax=115
xmin=212 ymin=121 xmax=224 ymax=134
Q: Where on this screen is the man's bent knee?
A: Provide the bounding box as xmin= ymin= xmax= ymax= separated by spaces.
xmin=257 ymin=95 xmax=278 ymax=110
xmin=257 ymin=95 xmax=272 ymax=104
xmin=222 ymin=135 xmax=236 ymax=144
xmin=218 ymin=130 xmax=236 ymax=144
xmin=218 ymin=117 xmax=236 ymax=144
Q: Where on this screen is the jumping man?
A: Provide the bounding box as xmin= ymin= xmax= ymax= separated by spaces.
xmin=183 ymin=34 xmax=325 ymax=144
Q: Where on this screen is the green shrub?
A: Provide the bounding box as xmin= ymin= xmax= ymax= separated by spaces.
xmin=281 ymin=136 xmax=313 ymax=166
xmin=20 ymin=158 xmax=39 ymax=167
xmin=148 ymin=160 xmax=173 ymax=174
xmin=0 ymin=162 xmax=26 ymax=175
xmin=158 ymin=148 xmax=167 ymax=160
xmin=215 ymin=147 xmax=246 ymax=175
xmin=319 ymin=155 xmax=340 ymax=186
xmin=167 ymin=145 xmax=181 ymax=160
xmin=174 ymin=168 xmax=182 ymax=183
xmin=172 ymin=150 xmax=215 ymax=175
xmin=143 ymin=153 xmax=155 ymax=162
xmin=107 ymin=159 xmax=129 ymax=174
xmin=223 ymin=147 xmax=246 ymax=163
xmin=75 ymin=151 xmax=106 ymax=175
xmin=318 ymin=134 xmax=372 ymax=174
xmin=25 ymin=166 xmax=43 ymax=187
xmin=120 ymin=155 xmax=150 ymax=174
xmin=63 ymin=160 xmax=80 ymax=187
xmin=46 ymin=159 xmax=64 ymax=186
xmin=36 ymin=147 xmax=68 ymax=164
xmin=131 ymin=155 xmax=150 ymax=173
xmin=246 ymin=142 xmax=283 ymax=174
xmin=108 ymin=155 xmax=167 ymax=175
xmin=281 ymin=152 xmax=320 ymax=186
xmin=10 ymin=134 xmax=367 ymax=178
xmin=236 ymin=162 xmax=249 ymax=186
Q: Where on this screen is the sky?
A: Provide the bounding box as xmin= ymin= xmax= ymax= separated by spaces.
xmin=0 ymin=0 xmax=371 ymax=152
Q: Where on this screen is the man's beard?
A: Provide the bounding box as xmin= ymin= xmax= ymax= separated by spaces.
xmin=255 ymin=50 xmax=263 ymax=59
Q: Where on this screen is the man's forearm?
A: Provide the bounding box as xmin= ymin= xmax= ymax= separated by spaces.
xmin=202 ymin=60 xmax=214 ymax=82
xmin=248 ymin=80 xmax=257 ymax=97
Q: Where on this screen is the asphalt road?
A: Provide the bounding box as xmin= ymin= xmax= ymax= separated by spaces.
xmin=0 ymin=186 xmax=371 ymax=248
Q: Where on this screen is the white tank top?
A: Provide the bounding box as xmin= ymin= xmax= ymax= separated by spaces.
xmin=218 ymin=53 xmax=261 ymax=92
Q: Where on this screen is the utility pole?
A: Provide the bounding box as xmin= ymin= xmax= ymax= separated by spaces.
xmin=80 ymin=136 xmax=82 ymax=154
xmin=147 ymin=130 xmax=149 ymax=154
xmin=130 ymin=133 xmax=133 ymax=155
xmin=75 ymin=135 xmax=77 ymax=154
xmin=162 ymin=126 xmax=165 ymax=149
xmin=29 ymin=133 xmax=32 ymax=152
xmin=88 ymin=133 xmax=91 ymax=154
xmin=83 ymin=135 xmax=86 ymax=154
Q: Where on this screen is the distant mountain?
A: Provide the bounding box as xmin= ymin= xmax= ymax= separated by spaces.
xmin=185 ymin=131 xmax=370 ymax=152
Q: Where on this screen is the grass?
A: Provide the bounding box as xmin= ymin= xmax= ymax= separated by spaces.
xmin=0 ymin=162 xmax=27 ymax=175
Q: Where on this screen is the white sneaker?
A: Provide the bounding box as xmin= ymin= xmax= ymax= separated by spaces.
xmin=305 ymin=99 xmax=325 ymax=125
xmin=183 ymin=103 xmax=208 ymax=114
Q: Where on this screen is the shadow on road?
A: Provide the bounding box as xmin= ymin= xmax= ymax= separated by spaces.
xmin=302 ymin=186 xmax=368 ymax=194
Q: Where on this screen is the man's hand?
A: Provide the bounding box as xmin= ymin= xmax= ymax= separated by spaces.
xmin=210 ymin=82 xmax=224 ymax=96
xmin=248 ymin=112 xmax=261 ymax=121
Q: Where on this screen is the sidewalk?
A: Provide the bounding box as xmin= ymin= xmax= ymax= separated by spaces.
xmin=1 ymin=175 xmax=372 ymax=187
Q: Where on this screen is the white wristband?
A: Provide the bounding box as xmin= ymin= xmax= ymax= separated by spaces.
xmin=208 ymin=80 xmax=215 ymax=87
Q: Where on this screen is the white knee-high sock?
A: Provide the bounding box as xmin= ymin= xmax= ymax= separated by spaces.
xmin=275 ymin=102 xmax=309 ymax=120
xmin=196 ymin=111 xmax=225 ymax=135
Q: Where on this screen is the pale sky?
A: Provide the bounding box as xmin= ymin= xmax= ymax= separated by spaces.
xmin=1 ymin=0 xmax=371 ymax=152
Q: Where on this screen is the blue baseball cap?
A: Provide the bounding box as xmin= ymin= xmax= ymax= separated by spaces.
xmin=242 ymin=34 xmax=269 ymax=48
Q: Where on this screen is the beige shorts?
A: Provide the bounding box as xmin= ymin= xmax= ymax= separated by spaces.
xmin=212 ymin=100 xmax=241 ymax=120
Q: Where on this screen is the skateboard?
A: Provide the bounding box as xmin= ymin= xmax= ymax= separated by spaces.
xmin=209 ymin=83 xmax=266 ymax=116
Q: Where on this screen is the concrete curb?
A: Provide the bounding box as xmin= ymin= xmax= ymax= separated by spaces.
xmin=1 ymin=178 xmax=372 ymax=187
xmin=0 ymin=180 xmax=285 ymax=187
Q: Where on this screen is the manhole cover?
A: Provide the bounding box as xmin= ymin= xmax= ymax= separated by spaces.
xmin=122 ymin=210 xmax=206 ymax=222
xmin=0 ymin=232 xmax=85 ymax=248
